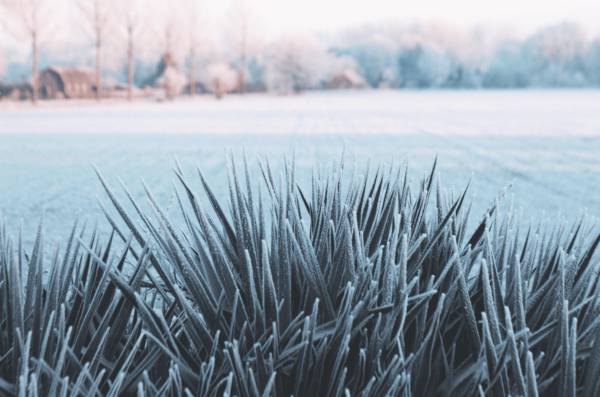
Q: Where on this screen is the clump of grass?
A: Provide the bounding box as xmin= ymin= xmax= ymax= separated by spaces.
xmin=1 ymin=150 xmax=600 ymax=396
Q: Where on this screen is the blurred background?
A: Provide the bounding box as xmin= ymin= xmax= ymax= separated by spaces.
xmin=1 ymin=0 xmax=600 ymax=98
xmin=0 ymin=0 xmax=599 ymax=249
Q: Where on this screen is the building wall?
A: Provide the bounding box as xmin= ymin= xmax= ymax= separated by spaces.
xmin=327 ymin=76 xmax=355 ymax=89
xmin=62 ymin=77 xmax=96 ymax=99
xmin=39 ymin=68 xmax=97 ymax=99
xmin=39 ymin=70 xmax=64 ymax=99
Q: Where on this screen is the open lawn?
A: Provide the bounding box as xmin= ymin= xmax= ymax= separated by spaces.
xmin=1 ymin=90 xmax=599 ymax=248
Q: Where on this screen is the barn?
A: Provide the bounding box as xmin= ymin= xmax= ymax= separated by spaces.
xmin=326 ymin=69 xmax=368 ymax=89
xmin=39 ymin=66 xmax=97 ymax=99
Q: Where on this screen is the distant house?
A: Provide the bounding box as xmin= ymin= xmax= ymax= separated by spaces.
xmin=0 ymin=83 xmax=17 ymax=101
xmin=39 ymin=66 xmax=97 ymax=99
xmin=0 ymin=83 xmax=32 ymax=101
xmin=327 ymin=69 xmax=368 ymax=89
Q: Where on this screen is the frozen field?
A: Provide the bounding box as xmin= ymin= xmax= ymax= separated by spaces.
xmin=1 ymin=90 xmax=600 ymax=248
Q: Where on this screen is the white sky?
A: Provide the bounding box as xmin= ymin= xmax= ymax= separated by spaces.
xmin=208 ymin=0 xmax=600 ymax=38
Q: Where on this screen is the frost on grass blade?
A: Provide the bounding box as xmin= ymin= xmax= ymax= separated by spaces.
xmin=0 ymin=152 xmax=599 ymax=396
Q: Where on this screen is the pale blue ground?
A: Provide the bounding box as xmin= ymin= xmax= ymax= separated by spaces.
xmin=1 ymin=90 xmax=599 ymax=250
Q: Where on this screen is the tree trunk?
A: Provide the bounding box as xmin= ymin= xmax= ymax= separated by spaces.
xmin=215 ymin=79 xmax=223 ymax=99
xmin=96 ymin=39 xmax=102 ymax=101
xmin=241 ymin=53 xmax=247 ymax=95
xmin=128 ymin=27 xmax=133 ymax=102
xmin=189 ymin=47 xmax=195 ymax=98
xmin=32 ymin=33 xmax=38 ymax=104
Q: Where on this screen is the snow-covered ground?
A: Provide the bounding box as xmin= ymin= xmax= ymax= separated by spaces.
xmin=1 ymin=90 xmax=599 ymax=248
xmin=2 ymin=90 xmax=600 ymax=136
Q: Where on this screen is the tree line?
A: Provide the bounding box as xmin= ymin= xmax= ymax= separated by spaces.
xmin=1 ymin=0 xmax=599 ymax=102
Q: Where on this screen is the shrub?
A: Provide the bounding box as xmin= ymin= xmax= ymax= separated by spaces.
xmin=266 ymin=33 xmax=328 ymax=94
xmin=206 ymin=63 xmax=238 ymax=99
xmin=1 ymin=151 xmax=599 ymax=396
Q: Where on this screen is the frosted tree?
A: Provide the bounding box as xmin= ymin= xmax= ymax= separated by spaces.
xmin=348 ymin=37 xmax=397 ymax=88
xmin=481 ymin=41 xmax=531 ymax=88
xmin=525 ymin=23 xmax=588 ymax=87
xmin=336 ymin=26 xmax=400 ymax=88
xmin=191 ymin=35 xmax=226 ymax=94
xmin=226 ymin=0 xmax=263 ymax=94
xmin=156 ymin=65 xmax=187 ymax=97
xmin=526 ymin=22 xmax=587 ymax=67
xmin=205 ymin=61 xmax=237 ymax=99
xmin=267 ymin=33 xmax=327 ymax=94
xmin=75 ymin=0 xmax=115 ymax=101
xmin=0 ymin=0 xmax=68 ymax=102
xmin=482 ymin=22 xmax=589 ymax=88
xmin=116 ymin=0 xmax=146 ymax=101
xmin=586 ymin=39 xmax=600 ymax=85
xmin=151 ymin=0 xmax=188 ymax=99
xmin=0 ymin=48 xmax=5 ymax=79
xmin=182 ymin=0 xmax=210 ymax=97
xmin=158 ymin=0 xmax=185 ymax=64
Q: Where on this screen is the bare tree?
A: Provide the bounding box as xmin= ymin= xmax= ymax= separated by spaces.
xmin=117 ymin=0 xmax=145 ymax=101
xmin=183 ymin=0 xmax=209 ymax=98
xmin=0 ymin=47 xmax=6 ymax=80
xmin=75 ymin=0 xmax=114 ymax=100
xmin=1 ymin=0 xmax=67 ymax=103
xmin=151 ymin=0 xmax=188 ymax=99
xmin=226 ymin=0 xmax=263 ymax=94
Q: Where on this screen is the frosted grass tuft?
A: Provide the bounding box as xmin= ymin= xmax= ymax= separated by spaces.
xmin=0 ymin=151 xmax=599 ymax=396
